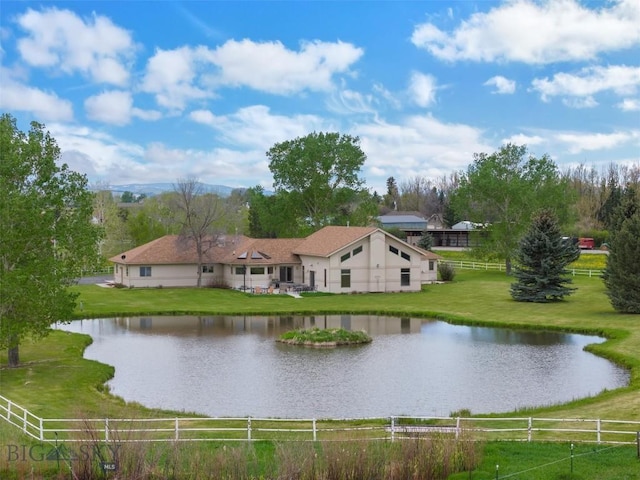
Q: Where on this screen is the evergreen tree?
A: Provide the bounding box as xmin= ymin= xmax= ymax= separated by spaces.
xmin=510 ymin=209 xmax=580 ymax=302
xmin=602 ymin=190 xmax=640 ymax=313
xmin=418 ymin=232 xmax=434 ymax=251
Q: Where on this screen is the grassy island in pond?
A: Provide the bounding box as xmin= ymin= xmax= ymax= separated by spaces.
xmin=277 ymin=327 xmax=372 ymax=347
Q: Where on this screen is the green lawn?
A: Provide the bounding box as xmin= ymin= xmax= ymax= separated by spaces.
xmin=434 ymin=248 xmax=608 ymax=271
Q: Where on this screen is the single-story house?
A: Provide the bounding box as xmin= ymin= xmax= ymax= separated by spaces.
xmin=109 ymin=226 xmax=441 ymax=293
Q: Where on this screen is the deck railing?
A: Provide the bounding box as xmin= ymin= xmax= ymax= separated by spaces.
xmin=2 ymin=395 xmax=638 ymax=445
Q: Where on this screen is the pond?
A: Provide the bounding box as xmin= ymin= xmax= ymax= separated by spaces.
xmin=59 ymin=315 xmax=629 ymax=418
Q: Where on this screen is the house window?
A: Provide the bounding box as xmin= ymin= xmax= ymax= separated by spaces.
xmin=341 ymin=269 xmax=351 ymax=288
xmin=268 ymin=266 xmax=273 ymax=274
xmin=202 ymin=264 xmax=214 ymax=273
xmin=279 ymin=266 xmax=293 ymax=282
xmin=401 ymin=268 xmax=410 ymax=286
xmin=353 ymin=245 xmax=363 ymax=256
xmin=429 ymin=260 xmax=435 ymax=271
xmin=250 ymin=267 xmax=265 ymax=275
xmin=389 ymin=246 xmax=399 ymax=255
xmin=115 ymin=265 xmax=119 ymax=273
xmin=341 ymin=252 xmax=351 ymax=262
xmin=125 ymin=266 xmax=129 ymax=276
xmin=401 ymin=251 xmax=411 ymax=262
xmin=235 ymin=266 xmax=246 ymax=275
xmin=324 ymin=269 xmax=327 ymax=287
xmin=140 ymin=266 xmax=152 ymax=277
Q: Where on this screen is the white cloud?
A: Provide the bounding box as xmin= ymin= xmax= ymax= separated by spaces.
xmin=562 ymin=96 xmax=599 ymax=109
xmin=0 ymin=76 xmax=73 ymax=121
xmin=206 ymin=39 xmax=363 ymax=94
xmin=141 ymin=39 xmax=363 ymax=111
xmin=408 ymin=72 xmax=438 ymax=107
xmin=411 ymin=0 xmax=640 ymax=64
xmin=15 ymin=7 xmax=135 ymax=85
xmin=555 ymin=131 xmax=639 ymax=154
xmin=484 ymin=76 xmax=516 ymax=94
xmin=140 ymin=46 xmax=213 ymax=111
xmin=356 ymin=114 xmax=492 ymax=191
xmin=144 ymin=143 xmax=269 ymax=188
xmin=189 ymin=105 xmax=328 ymax=149
xmin=84 ymin=90 xmax=162 ymax=125
xmin=532 ymin=65 xmax=640 ymax=101
xmin=618 ymin=98 xmax=640 ymax=111
xmin=47 ymin=123 xmax=145 ymax=179
xmin=501 ymin=134 xmax=544 ymax=146
xmin=85 ymin=90 xmax=133 ymax=125
xmin=326 ymin=87 xmax=379 ymax=115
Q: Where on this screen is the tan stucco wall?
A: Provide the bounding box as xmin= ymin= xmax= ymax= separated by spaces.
xmin=113 ymin=263 xmax=220 ymax=288
xmin=300 ymin=232 xmax=425 ymax=294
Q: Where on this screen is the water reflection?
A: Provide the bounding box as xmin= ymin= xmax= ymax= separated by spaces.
xmin=60 ymin=315 xmax=629 ymax=418
xmin=110 ymin=314 xmax=425 ymax=336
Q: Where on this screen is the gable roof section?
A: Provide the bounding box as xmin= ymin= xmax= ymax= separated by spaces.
xmin=293 ymin=226 xmax=378 ymax=257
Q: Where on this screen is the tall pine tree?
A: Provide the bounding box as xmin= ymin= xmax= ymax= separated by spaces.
xmin=602 ymin=189 xmax=640 ymax=313
xmin=511 ymin=209 xmax=580 ymax=302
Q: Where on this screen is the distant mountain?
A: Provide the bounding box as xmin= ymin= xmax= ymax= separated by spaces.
xmin=104 ymin=183 xmax=242 ymax=197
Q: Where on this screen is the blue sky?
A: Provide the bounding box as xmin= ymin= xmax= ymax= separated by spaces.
xmin=1 ymin=1 xmax=638 ymax=195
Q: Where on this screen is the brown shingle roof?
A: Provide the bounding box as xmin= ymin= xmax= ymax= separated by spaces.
xmin=293 ymin=226 xmax=378 ymax=257
xmin=109 ymin=234 xmax=248 ymax=265
xmin=219 ymin=238 xmax=305 ymax=265
xmin=110 ymin=227 xmax=441 ymax=265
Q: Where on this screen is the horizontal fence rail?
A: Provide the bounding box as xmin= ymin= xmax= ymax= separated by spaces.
xmin=1 ymin=396 xmax=638 ymax=445
xmin=441 ymin=260 xmax=604 ymax=278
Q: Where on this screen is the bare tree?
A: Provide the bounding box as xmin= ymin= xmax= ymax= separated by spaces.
xmin=173 ymin=177 xmax=227 ymax=287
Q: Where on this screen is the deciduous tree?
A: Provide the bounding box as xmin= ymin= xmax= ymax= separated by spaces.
xmin=173 ymin=178 xmax=227 ymax=287
xmin=510 ymin=209 xmax=580 ymax=302
xmin=0 ymin=114 xmax=101 ymax=366
xmin=452 ymin=144 xmax=574 ymax=274
xmin=266 ymin=132 xmax=367 ymax=231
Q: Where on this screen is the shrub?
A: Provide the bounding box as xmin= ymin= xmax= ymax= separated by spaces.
xmin=438 ymin=262 xmax=456 ymax=282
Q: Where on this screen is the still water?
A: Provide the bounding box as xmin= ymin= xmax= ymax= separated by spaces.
xmin=60 ymin=315 xmax=628 ymax=418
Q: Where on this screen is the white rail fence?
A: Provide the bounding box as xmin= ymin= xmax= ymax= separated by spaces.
xmin=442 ymin=260 xmax=604 ymax=278
xmin=1 ymin=395 xmax=638 ymax=445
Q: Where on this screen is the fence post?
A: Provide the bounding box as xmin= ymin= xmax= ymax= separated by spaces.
xmin=596 ymin=419 xmax=601 ymax=444
xmin=390 ymin=416 xmax=395 ymax=442
xmin=7 ymin=400 xmax=11 ymax=420
xmin=105 ymin=418 xmax=109 ymax=442
xmin=247 ymin=417 xmax=252 ymax=441
xmin=175 ymin=418 xmax=179 ymax=441
xmin=527 ymin=417 xmax=532 ymax=442
xmin=456 ymin=417 xmax=460 ymax=439
xmin=23 ymin=409 xmax=27 ymax=433
xmin=40 ymin=417 xmax=44 ymax=441
xmin=636 ymin=431 xmax=639 ymax=459
xmin=312 ymin=419 xmax=317 ymax=442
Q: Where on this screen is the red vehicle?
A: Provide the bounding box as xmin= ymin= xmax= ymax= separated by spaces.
xmin=578 ymin=237 xmax=595 ymax=249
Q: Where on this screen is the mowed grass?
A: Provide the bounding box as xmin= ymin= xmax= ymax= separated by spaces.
xmin=1 ymin=269 xmax=639 ymax=423
xmin=462 ymin=441 xmax=640 ymax=480
xmin=435 ymin=248 xmax=608 ymax=271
